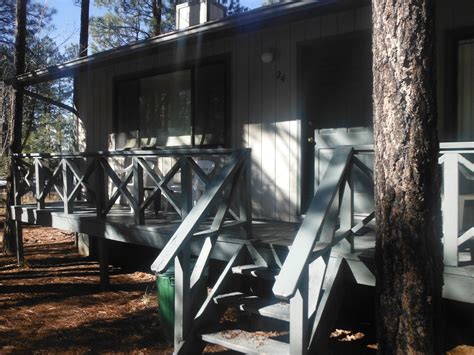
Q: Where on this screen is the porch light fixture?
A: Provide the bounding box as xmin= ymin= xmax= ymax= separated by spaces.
xmin=261 ymin=50 xmax=274 ymax=64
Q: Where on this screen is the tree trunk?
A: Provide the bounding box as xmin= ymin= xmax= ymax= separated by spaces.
xmin=151 ymin=0 xmax=162 ymax=37
xmin=73 ymin=0 xmax=89 ymax=146
xmin=3 ymin=0 xmax=27 ymax=256
xmin=79 ymin=0 xmax=90 ymax=57
xmin=372 ymin=0 xmax=443 ymax=353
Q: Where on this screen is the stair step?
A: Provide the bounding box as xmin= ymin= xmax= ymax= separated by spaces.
xmin=232 ymin=264 xmax=280 ymax=280
xmin=214 ymin=292 xmax=290 ymax=322
xmin=202 ymin=329 xmax=289 ymax=354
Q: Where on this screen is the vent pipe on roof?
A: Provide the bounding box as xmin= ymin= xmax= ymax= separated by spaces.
xmin=176 ymin=0 xmax=226 ymax=30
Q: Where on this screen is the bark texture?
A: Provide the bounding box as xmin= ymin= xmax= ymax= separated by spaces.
xmin=372 ymin=0 xmax=443 ymax=353
xmin=3 ymin=0 xmax=27 ymax=256
xmin=151 ymin=0 xmax=162 ymax=37
xmin=79 ymin=0 xmax=90 ymax=57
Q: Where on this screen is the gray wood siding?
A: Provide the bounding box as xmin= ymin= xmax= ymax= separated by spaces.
xmin=76 ymin=5 xmax=371 ymax=222
xmin=435 ymin=0 xmax=474 ymax=141
xmin=77 ymin=1 xmax=474 ymax=222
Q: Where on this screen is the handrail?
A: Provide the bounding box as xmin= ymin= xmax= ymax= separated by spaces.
xmin=150 ymin=150 xmax=246 ymax=273
xmin=351 ymin=142 xmax=474 ymax=154
xmin=273 ymin=146 xmax=355 ymax=300
xmin=13 ymin=148 xmax=237 ymax=159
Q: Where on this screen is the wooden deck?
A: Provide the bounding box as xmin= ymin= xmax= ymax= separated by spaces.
xmin=11 ymin=202 xmax=474 ymax=305
xmin=8 ymin=146 xmax=474 ymax=354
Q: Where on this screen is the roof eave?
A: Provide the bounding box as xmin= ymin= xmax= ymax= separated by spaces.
xmin=6 ymin=0 xmax=338 ymax=86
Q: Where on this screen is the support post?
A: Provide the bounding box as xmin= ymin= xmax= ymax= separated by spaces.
xmin=133 ymin=157 xmax=144 ymax=224
xmin=34 ymin=158 xmax=45 ymax=209
xmin=95 ymin=158 xmax=106 ymax=218
xmin=240 ymin=150 xmax=252 ymax=238
xmin=180 ymin=158 xmax=192 ymax=218
xmin=97 ymin=237 xmax=109 ymax=289
xmin=290 ymin=263 xmax=309 ymax=355
xmin=442 ymin=153 xmax=459 ymax=266
xmin=13 ymin=161 xmax=24 ymax=265
xmin=174 ymin=245 xmax=191 ymax=353
xmin=62 ymin=159 xmax=74 ymax=214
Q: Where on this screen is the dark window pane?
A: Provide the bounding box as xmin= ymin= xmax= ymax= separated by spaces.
xmin=194 ymin=63 xmax=226 ymax=146
xmin=140 ymin=70 xmax=192 ymax=147
xmin=116 ymin=79 xmax=139 ymax=149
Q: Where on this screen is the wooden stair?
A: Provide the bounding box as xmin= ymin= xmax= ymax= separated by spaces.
xmin=213 ymin=291 xmax=290 ymax=322
xmin=199 ymin=252 xmax=348 ymax=355
xmin=201 ymin=263 xmax=292 ymax=353
xmin=202 ymin=329 xmax=290 ymax=354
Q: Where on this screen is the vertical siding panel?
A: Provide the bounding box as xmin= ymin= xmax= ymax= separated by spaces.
xmin=261 ymin=28 xmax=277 ymax=220
xmin=275 ymin=24 xmax=291 ymax=222
xmin=105 ymin=67 xmax=113 ymax=150
xmin=305 ymin=17 xmax=321 ymax=41
xmin=355 ymin=6 xmax=371 ymax=31
xmin=337 ymin=9 xmax=356 ymax=34
xmin=321 ymin=13 xmax=337 ymax=37
xmin=89 ymin=71 xmax=98 ymax=150
xmin=471 ymin=44 xmax=474 ymax=137
xmin=233 ymin=34 xmax=249 ymax=149
xmin=248 ymin=32 xmax=263 ymax=218
xmin=201 ymin=38 xmax=214 ymax=59
xmin=213 ymin=37 xmax=233 ymax=56
xmin=96 ymin=70 xmax=104 ymax=150
xmin=289 ymin=21 xmax=306 ymax=222
xmin=462 ymin=44 xmax=472 ymax=138
xmin=77 ymin=73 xmax=88 ymax=152
xmin=435 ymin=0 xmax=452 ymax=136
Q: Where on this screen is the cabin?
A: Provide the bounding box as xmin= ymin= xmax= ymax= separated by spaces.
xmin=6 ymin=0 xmax=474 ymax=353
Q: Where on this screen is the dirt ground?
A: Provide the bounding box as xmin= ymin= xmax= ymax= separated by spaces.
xmin=0 ymin=226 xmax=175 ymax=354
xmin=0 ymin=224 xmax=473 ymax=354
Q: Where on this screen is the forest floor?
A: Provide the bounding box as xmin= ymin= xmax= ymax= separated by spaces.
xmin=0 ymin=222 xmax=473 ymax=354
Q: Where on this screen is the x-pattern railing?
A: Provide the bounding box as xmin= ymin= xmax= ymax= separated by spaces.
xmin=149 ymin=149 xmax=252 ymax=351
xmin=12 ymin=149 xmax=250 ymax=227
xmin=272 ymin=146 xmax=375 ymax=353
xmin=439 ymin=144 xmax=474 ymax=266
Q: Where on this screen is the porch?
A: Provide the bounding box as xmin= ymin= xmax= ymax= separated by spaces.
xmin=9 ymin=144 xmax=474 ymax=354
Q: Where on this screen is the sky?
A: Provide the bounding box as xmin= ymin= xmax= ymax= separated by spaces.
xmin=45 ymin=0 xmax=263 ymax=52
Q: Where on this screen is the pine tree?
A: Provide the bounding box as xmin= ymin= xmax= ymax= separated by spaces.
xmin=372 ymin=0 xmax=443 ymax=352
xmin=219 ymin=0 xmax=247 ymax=16
xmin=90 ymin=0 xmax=248 ymax=52
xmin=1 ymin=1 xmax=76 ymax=255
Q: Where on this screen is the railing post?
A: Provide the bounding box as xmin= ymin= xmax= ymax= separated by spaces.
xmin=13 ymin=158 xmax=24 ymax=265
xmin=62 ymin=159 xmax=74 ymax=214
xmin=240 ymin=150 xmax=252 ymax=238
xmin=174 ymin=245 xmax=191 ymax=353
xmin=95 ymin=158 xmax=106 ymax=219
xmin=133 ymin=157 xmax=145 ymax=224
xmin=34 ymin=158 xmax=45 ymax=209
xmin=442 ymin=153 xmax=459 ymax=267
xmin=339 ymin=172 xmax=354 ymax=253
xmin=180 ymin=158 xmax=193 ymax=218
xmin=290 ymin=263 xmax=309 ymax=355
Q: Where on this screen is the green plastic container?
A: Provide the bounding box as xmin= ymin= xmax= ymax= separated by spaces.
xmin=156 ymin=267 xmax=175 ymax=343
xmin=156 ymin=261 xmax=208 ymax=343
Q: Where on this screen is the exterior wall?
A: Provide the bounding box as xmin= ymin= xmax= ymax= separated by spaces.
xmin=76 ymin=5 xmax=372 ymax=223
xmin=436 ymin=0 xmax=474 ymax=141
xmin=76 ymin=1 xmax=474 ymax=223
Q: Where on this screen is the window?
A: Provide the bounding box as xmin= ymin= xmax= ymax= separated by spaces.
xmin=115 ymin=61 xmax=227 ymax=149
